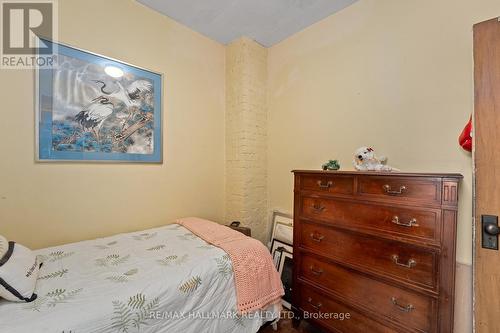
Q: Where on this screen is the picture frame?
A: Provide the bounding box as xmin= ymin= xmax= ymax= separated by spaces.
xmin=35 ymin=38 xmax=163 ymax=163
xmin=270 ymin=210 xmax=293 ymax=245
xmin=278 ymin=251 xmax=293 ymax=309
xmin=270 ymin=239 xmax=292 ymax=270
xmin=271 ymin=239 xmax=293 ymax=255
xmin=272 ymin=248 xmax=282 ymax=270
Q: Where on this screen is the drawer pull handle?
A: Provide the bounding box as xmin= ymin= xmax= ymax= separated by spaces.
xmin=392 ymin=255 xmax=417 ymax=268
xmin=310 ymin=233 xmax=325 ymax=243
xmin=309 ymin=265 xmax=324 ymax=276
xmin=312 ymin=204 xmax=326 ymax=213
xmin=317 ymin=180 xmax=333 ymax=189
xmin=392 ymin=216 xmax=419 ymax=227
xmin=383 ymin=184 xmax=407 ymax=195
xmin=391 ymin=297 xmax=415 ymax=313
xmin=307 ymin=297 xmax=323 ymax=310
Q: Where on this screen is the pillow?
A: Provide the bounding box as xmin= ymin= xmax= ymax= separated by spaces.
xmin=0 ymin=238 xmax=40 ymax=302
xmin=0 ymin=235 xmax=7 ymax=258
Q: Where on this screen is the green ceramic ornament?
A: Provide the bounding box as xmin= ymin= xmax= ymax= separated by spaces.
xmin=322 ymin=160 xmax=340 ymax=171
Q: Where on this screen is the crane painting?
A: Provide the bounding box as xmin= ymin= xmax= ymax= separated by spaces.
xmin=36 ymin=39 xmax=162 ymax=163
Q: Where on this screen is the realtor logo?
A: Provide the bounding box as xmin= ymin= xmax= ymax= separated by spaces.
xmin=1 ymin=0 xmax=57 ymax=68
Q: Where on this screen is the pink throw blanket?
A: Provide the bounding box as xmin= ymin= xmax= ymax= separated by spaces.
xmin=176 ymin=217 xmax=284 ymax=314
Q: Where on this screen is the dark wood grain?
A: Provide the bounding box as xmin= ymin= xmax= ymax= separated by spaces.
xmin=300 ymin=196 xmax=442 ymax=246
xmin=291 ymin=170 xmax=463 ymax=178
xmin=299 ymin=221 xmax=437 ymax=290
xmin=299 ymin=253 xmax=436 ymax=332
xmin=298 ymin=283 xmax=399 ymax=333
xmin=292 ymin=171 xmax=461 ymax=333
xmin=299 ymin=174 xmax=355 ymax=195
xmin=357 ymin=177 xmax=441 ymax=206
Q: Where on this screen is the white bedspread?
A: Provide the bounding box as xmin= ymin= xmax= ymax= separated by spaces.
xmin=0 ymin=224 xmax=280 ymax=333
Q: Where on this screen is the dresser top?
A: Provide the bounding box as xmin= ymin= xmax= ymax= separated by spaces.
xmin=292 ymin=170 xmax=463 ymax=178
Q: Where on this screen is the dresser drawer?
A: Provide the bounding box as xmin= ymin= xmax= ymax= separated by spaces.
xmin=300 ymin=221 xmax=437 ymax=289
xmin=300 ymin=196 xmax=441 ymax=245
xmin=299 ymin=254 xmax=436 ymax=333
xmin=299 ymin=174 xmax=355 ymax=195
xmin=299 ymin=282 xmax=399 ymax=333
xmin=357 ymin=177 xmax=441 ymax=206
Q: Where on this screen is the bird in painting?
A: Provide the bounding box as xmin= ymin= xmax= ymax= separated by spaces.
xmin=93 ymin=79 xmax=152 ymax=109
xmin=75 ymin=95 xmax=114 ymax=142
xmin=74 ymin=79 xmax=153 ymax=144
xmin=92 ymin=79 xmax=153 ymax=129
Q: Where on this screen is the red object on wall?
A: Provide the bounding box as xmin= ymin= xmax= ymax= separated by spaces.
xmin=459 ymin=116 xmax=472 ymax=152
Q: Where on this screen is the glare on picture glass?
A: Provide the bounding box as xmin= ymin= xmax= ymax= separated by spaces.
xmin=104 ymin=65 xmax=124 ymax=78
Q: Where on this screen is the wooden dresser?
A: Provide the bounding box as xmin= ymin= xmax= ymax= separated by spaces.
xmin=292 ymin=170 xmax=462 ymax=333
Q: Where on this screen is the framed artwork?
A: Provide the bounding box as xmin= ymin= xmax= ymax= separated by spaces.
xmin=268 ymin=210 xmax=293 ymax=248
xmin=278 ymin=251 xmax=293 ymax=309
xmin=36 ymin=39 xmax=163 ymax=162
xmin=272 ymin=250 xmax=282 ymax=270
xmin=270 ymin=239 xmax=292 ymax=270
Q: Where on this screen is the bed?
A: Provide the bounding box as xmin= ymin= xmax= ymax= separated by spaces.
xmin=0 ymin=223 xmax=281 ymax=333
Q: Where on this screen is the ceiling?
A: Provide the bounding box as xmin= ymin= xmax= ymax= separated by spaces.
xmin=137 ymin=0 xmax=358 ymax=47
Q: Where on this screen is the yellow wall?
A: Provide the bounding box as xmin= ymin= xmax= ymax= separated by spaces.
xmin=0 ymin=0 xmax=226 ymax=249
xmin=1 ymin=0 xmax=497 ymax=265
xmin=268 ymin=0 xmax=500 ymax=265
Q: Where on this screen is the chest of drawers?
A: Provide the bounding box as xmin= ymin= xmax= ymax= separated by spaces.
xmin=292 ymin=171 xmax=462 ymax=333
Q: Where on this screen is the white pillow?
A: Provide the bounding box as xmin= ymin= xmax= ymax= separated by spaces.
xmin=0 ymin=239 xmax=40 ymax=302
xmin=0 ymin=235 xmax=7 ymax=258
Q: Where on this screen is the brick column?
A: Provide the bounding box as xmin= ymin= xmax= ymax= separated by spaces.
xmin=225 ymin=37 xmax=268 ymax=243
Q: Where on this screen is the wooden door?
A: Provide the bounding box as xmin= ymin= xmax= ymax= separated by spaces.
xmin=474 ymin=17 xmax=500 ymax=333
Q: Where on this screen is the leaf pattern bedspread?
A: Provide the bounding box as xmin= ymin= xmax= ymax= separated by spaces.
xmin=0 ymin=224 xmax=280 ymax=333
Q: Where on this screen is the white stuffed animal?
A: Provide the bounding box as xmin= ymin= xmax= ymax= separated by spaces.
xmin=353 ymin=146 xmax=398 ymax=171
